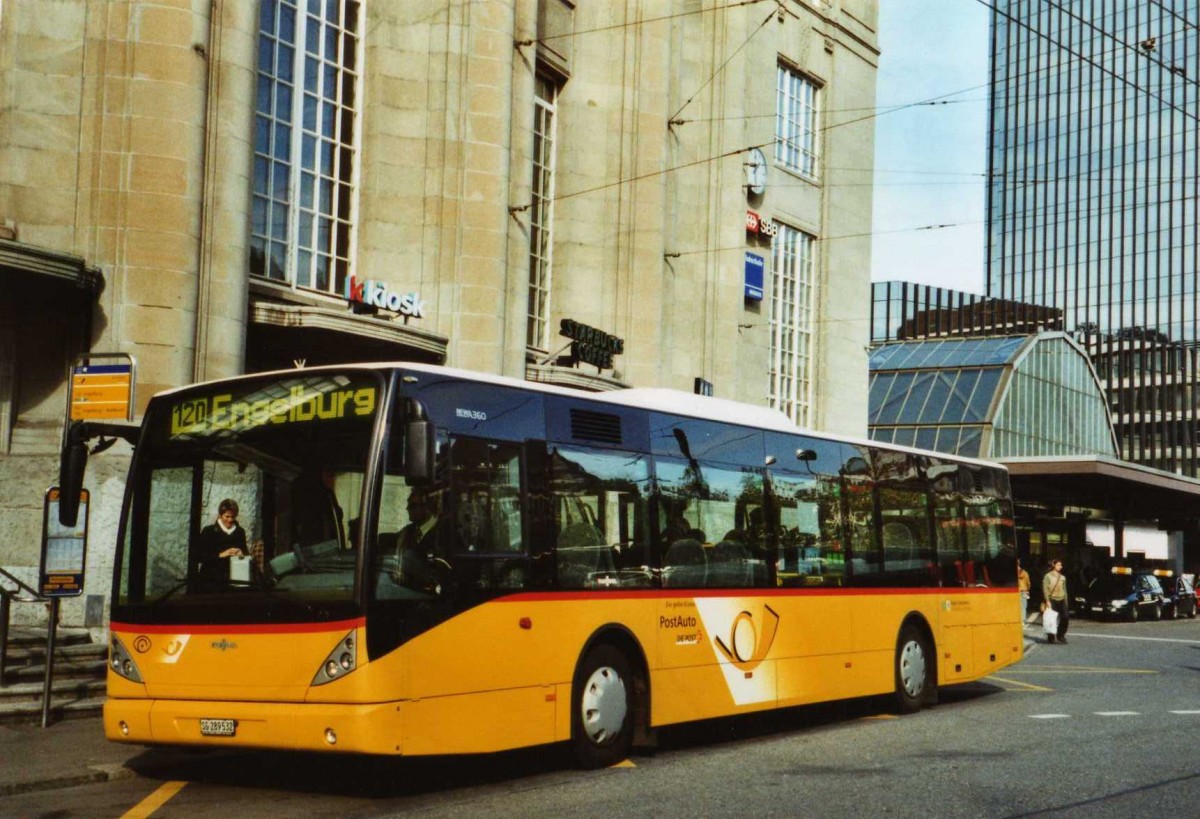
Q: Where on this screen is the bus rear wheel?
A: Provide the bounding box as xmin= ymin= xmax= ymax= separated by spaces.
xmin=893 ymin=624 xmax=932 ymax=714
xmin=571 ymin=644 xmax=634 ymax=769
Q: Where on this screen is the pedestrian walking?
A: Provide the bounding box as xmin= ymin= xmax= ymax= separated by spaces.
xmin=1017 ymin=559 xmax=1031 ymax=627
xmin=1042 ymin=559 xmax=1069 ymax=644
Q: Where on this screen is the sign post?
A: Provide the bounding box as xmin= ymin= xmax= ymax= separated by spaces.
xmin=39 ymin=486 xmax=89 ymax=728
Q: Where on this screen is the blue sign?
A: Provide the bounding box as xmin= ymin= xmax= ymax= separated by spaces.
xmin=744 ymin=252 xmax=764 ymax=301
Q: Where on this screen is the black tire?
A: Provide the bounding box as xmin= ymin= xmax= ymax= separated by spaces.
xmin=1168 ymin=603 xmax=1178 ymax=620
xmin=1128 ymin=604 xmax=1139 ymax=623
xmin=893 ymin=624 xmax=933 ymax=714
xmin=571 ymin=644 xmax=635 ymax=769
xmin=1187 ymin=604 xmax=1197 ymax=620
xmin=1152 ymin=602 xmax=1162 ymax=621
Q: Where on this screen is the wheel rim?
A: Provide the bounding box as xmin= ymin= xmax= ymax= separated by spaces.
xmin=580 ymin=665 xmax=627 ymax=746
xmin=898 ymin=639 xmax=926 ymax=699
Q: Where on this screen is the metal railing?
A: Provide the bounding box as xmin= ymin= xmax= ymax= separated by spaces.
xmin=0 ymin=567 xmax=63 ymax=727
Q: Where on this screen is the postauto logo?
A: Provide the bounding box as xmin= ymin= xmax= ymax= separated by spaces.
xmin=695 ymin=600 xmax=780 ymax=706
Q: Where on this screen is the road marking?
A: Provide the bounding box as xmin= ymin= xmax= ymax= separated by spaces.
xmin=1029 ymin=714 xmax=1070 ymax=719
xmin=121 ymin=781 xmax=187 ymax=819
xmin=1055 ymin=631 xmax=1200 ymax=645
xmin=1170 ymin=710 xmax=1200 ymax=715
xmin=998 ymin=665 xmax=1156 ymax=675
xmin=611 ymin=759 xmax=636 ymax=768
xmin=985 ymin=674 xmax=1053 ymax=691
xmin=1094 ymin=711 xmax=1139 ymax=716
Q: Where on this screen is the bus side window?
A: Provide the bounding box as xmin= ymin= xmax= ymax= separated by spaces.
xmin=549 ymin=445 xmax=651 ymax=589
xmin=878 ymin=488 xmax=934 ymax=587
xmin=445 ymin=437 xmax=527 ymax=590
xmin=929 ymin=460 xmax=964 ymax=586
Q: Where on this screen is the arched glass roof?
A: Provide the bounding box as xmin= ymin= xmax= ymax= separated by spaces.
xmin=868 ymin=333 xmax=1117 ymax=460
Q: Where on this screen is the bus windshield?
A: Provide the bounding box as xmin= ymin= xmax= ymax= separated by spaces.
xmin=112 ymin=370 xmax=383 ymax=624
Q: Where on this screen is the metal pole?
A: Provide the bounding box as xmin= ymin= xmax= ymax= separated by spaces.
xmin=0 ymin=592 xmax=9 ymax=687
xmin=41 ymin=598 xmax=59 ymax=729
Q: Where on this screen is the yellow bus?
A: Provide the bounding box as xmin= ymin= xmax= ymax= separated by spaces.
xmin=61 ymin=363 xmax=1022 ymax=767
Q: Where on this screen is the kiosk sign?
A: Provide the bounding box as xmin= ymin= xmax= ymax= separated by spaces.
xmin=40 ymin=487 xmax=89 ymax=597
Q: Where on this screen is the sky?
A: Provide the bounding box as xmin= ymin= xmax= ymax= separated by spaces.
xmin=870 ymin=0 xmax=992 ymax=293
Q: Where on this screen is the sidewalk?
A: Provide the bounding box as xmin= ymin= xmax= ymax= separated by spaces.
xmin=0 ymin=715 xmax=162 ymax=797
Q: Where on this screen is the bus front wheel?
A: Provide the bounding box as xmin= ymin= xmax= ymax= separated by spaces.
xmin=571 ymin=644 xmax=634 ymax=769
xmin=893 ymin=624 xmax=932 ymax=714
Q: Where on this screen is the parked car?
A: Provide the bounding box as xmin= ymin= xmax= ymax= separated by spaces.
xmin=1158 ymin=572 xmax=1197 ymax=620
xmin=1075 ymin=567 xmax=1165 ymax=621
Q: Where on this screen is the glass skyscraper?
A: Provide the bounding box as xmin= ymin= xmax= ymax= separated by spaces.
xmin=987 ymin=2 xmax=1200 ymax=475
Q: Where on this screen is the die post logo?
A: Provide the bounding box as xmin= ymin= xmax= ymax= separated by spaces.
xmin=713 ymin=605 xmax=780 ymax=673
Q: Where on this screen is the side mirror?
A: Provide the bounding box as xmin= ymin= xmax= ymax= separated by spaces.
xmin=59 ymin=436 xmax=88 ymax=527
xmin=405 ymin=420 xmax=436 ymax=483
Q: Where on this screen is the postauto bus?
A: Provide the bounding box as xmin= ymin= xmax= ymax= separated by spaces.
xmin=59 ymin=363 xmax=1021 ymax=767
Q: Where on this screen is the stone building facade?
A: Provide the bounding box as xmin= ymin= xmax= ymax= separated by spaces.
xmin=0 ymin=0 xmax=879 ymax=628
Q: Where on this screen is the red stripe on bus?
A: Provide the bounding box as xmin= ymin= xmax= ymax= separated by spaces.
xmin=109 ymin=617 xmax=365 ymax=635
xmin=494 ymin=586 xmax=1014 ymax=603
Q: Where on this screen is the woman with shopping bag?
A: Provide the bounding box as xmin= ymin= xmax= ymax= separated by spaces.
xmin=1042 ymin=559 xmax=1069 ymax=644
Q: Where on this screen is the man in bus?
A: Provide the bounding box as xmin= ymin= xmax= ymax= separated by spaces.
xmin=384 ymin=488 xmax=446 ymax=593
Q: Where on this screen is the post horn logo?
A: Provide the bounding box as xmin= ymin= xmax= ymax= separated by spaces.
xmin=132 ymin=635 xmax=152 ymax=654
xmin=714 ymin=604 xmax=780 ymax=672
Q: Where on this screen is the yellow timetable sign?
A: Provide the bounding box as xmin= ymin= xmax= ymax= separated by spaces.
xmin=70 ymin=363 xmax=133 ymax=420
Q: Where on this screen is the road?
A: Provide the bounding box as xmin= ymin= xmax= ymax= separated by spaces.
xmin=9 ymin=617 xmax=1200 ymax=818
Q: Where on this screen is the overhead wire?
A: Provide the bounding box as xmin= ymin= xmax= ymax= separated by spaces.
xmin=971 ymin=0 xmax=1200 ymax=124
xmin=1041 ymin=0 xmax=1200 ymax=89
xmin=512 ymin=1 xmax=1200 ymax=260
xmin=668 ymin=3 xmax=781 ymax=124
xmin=527 ymin=0 xmax=770 ymax=45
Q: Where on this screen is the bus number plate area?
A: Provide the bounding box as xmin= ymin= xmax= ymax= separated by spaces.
xmin=199 ymin=718 xmax=237 ymax=737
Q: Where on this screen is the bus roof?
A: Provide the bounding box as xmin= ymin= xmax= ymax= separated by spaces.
xmin=154 ymin=361 xmax=1007 ymax=472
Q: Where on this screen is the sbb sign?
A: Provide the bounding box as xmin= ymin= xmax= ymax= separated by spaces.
xmin=745 ymin=210 xmax=778 ymax=237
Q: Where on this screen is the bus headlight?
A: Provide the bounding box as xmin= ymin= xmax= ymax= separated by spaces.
xmin=312 ymin=630 xmax=358 ymax=686
xmin=109 ymin=637 xmax=144 ymax=683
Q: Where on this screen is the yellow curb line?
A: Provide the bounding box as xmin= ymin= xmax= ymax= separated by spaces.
xmin=121 ymin=780 xmax=187 ymax=819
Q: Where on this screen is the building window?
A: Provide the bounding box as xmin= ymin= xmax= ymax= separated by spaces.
xmin=251 ymin=0 xmax=361 ymax=295
xmin=770 ymin=224 xmax=816 ymax=425
xmin=775 ymin=63 xmax=819 ymax=178
xmin=527 ymin=73 xmax=559 ymax=351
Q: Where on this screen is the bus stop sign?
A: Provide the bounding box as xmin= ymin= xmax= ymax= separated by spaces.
xmin=68 ymin=354 xmax=135 ymax=421
xmin=40 ymin=487 xmax=89 ymax=597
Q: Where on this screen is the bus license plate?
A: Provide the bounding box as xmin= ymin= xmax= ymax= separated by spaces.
xmin=199 ymin=718 xmax=237 ymax=737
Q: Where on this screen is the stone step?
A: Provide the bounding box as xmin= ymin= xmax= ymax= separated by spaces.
xmin=0 ymin=696 xmax=104 ymax=725
xmin=4 ymin=627 xmax=94 ymax=649
xmin=0 ymin=678 xmax=106 ymax=706
xmin=3 ymin=641 xmax=106 ymax=666
xmin=3 ymin=657 xmax=108 ymax=684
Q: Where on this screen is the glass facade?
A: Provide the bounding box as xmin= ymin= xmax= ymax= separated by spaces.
xmin=987 ymin=2 xmax=1200 ymax=474
xmin=871 ymin=281 xmax=1063 ymax=344
xmin=869 ymin=333 xmax=1117 ymax=460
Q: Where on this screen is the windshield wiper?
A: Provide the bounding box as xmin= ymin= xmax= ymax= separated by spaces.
xmin=145 ymin=578 xmax=190 ymax=609
xmin=228 ymin=577 xmax=320 ymax=618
